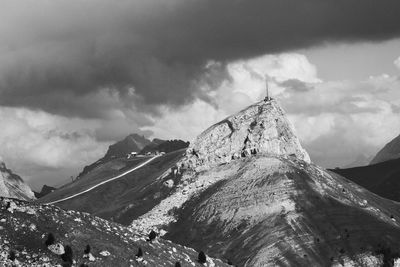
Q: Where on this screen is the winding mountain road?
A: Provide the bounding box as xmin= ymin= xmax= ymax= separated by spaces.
xmin=45 ymin=155 xmax=160 ymax=205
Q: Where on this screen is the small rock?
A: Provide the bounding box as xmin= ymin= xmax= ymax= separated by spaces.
xmin=48 ymin=243 xmax=65 ymax=255
xmin=99 ymin=250 xmax=111 ymax=257
xmin=88 ymin=253 xmax=96 ymax=261
xmin=164 ymin=179 xmax=174 ymax=188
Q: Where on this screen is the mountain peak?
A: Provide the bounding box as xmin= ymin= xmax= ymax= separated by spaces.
xmin=184 ymin=99 xmax=310 ymax=171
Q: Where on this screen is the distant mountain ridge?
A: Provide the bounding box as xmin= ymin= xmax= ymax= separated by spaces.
xmin=370 ymin=134 xmax=400 ymax=165
xmin=76 ymin=134 xmax=189 ymax=179
xmin=104 ymin=133 xmax=151 ymax=159
xmin=0 ymin=161 xmax=35 ymax=200
xmin=343 ymin=154 xmax=373 ymax=168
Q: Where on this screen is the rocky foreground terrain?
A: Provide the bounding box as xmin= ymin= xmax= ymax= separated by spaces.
xmin=0 ymin=162 xmax=35 ymax=201
xmin=0 ymin=197 xmax=228 ymax=266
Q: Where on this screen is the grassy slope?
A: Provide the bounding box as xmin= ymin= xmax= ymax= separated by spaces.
xmin=331 ymin=158 xmax=400 ymax=202
xmin=37 ymin=150 xmax=185 ymax=225
xmin=0 ymin=197 xmax=228 ymax=266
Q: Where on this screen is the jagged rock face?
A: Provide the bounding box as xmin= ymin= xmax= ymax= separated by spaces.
xmin=184 ymin=100 xmax=310 ymax=171
xmin=166 ymin=156 xmax=400 ymax=266
xmin=370 ymin=134 xmax=400 ymax=165
xmin=0 ymin=162 xmax=35 ymax=201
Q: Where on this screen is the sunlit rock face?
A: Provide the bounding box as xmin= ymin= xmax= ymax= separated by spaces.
xmin=184 ymin=99 xmax=310 ymax=171
xmin=0 ymin=161 xmax=35 ymax=200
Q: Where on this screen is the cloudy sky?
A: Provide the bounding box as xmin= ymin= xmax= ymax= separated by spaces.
xmin=1 ymin=0 xmax=400 ymax=189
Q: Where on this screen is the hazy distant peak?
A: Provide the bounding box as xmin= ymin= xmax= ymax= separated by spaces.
xmin=370 ymin=134 xmax=400 ymax=165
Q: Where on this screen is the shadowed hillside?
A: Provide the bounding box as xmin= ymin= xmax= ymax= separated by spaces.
xmin=331 ymin=158 xmax=400 ymax=202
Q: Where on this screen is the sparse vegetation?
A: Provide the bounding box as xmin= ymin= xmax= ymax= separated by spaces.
xmin=45 ymin=233 xmax=55 ymax=246
xmin=136 ymin=247 xmax=143 ymax=258
xmin=175 ymin=262 xmax=181 ymax=267
xmin=147 ymin=230 xmax=157 ymax=242
xmin=8 ymin=250 xmax=16 ymax=261
xmin=198 ymin=251 xmax=207 ymax=264
xmin=84 ymin=244 xmax=91 ymax=254
xmin=61 ymin=245 xmax=73 ymax=264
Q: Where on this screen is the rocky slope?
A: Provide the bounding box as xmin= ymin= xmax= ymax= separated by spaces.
xmin=184 ymin=99 xmax=310 ymax=171
xmin=370 ymin=134 xmax=400 ymax=165
xmin=38 ymin=150 xmax=186 ymax=225
xmin=128 ymin=99 xmax=400 ymax=266
xmin=0 ymin=162 xmax=35 ymax=201
xmin=0 ymin=197 xmax=228 ymax=266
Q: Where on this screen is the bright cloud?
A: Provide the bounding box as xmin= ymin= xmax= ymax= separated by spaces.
xmin=395 ymin=56 xmax=400 ymax=70
xmin=0 ymin=107 xmax=110 ymax=188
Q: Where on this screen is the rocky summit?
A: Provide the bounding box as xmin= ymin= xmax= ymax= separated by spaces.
xmin=0 ymin=162 xmax=35 ymax=201
xmin=184 ymin=99 xmax=310 ymax=171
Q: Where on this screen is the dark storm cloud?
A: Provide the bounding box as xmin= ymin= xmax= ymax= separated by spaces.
xmin=279 ymin=79 xmax=314 ymax=92
xmin=1 ymin=0 xmax=400 ymax=118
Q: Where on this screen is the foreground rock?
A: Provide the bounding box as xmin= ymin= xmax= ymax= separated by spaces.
xmin=0 ymin=162 xmax=35 ymax=201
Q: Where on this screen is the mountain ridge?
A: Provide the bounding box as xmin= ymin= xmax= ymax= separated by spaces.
xmin=370 ymin=134 xmax=400 ymax=165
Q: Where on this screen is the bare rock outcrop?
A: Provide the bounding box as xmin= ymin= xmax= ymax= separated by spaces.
xmin=0 ymin=162 xmax=35 ymax=201
xmin=184 ymin=99 xmax=310 ymax=171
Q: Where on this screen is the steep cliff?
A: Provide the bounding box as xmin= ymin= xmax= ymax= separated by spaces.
xmin=0 ymin=162 xmax=35 ymax=201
